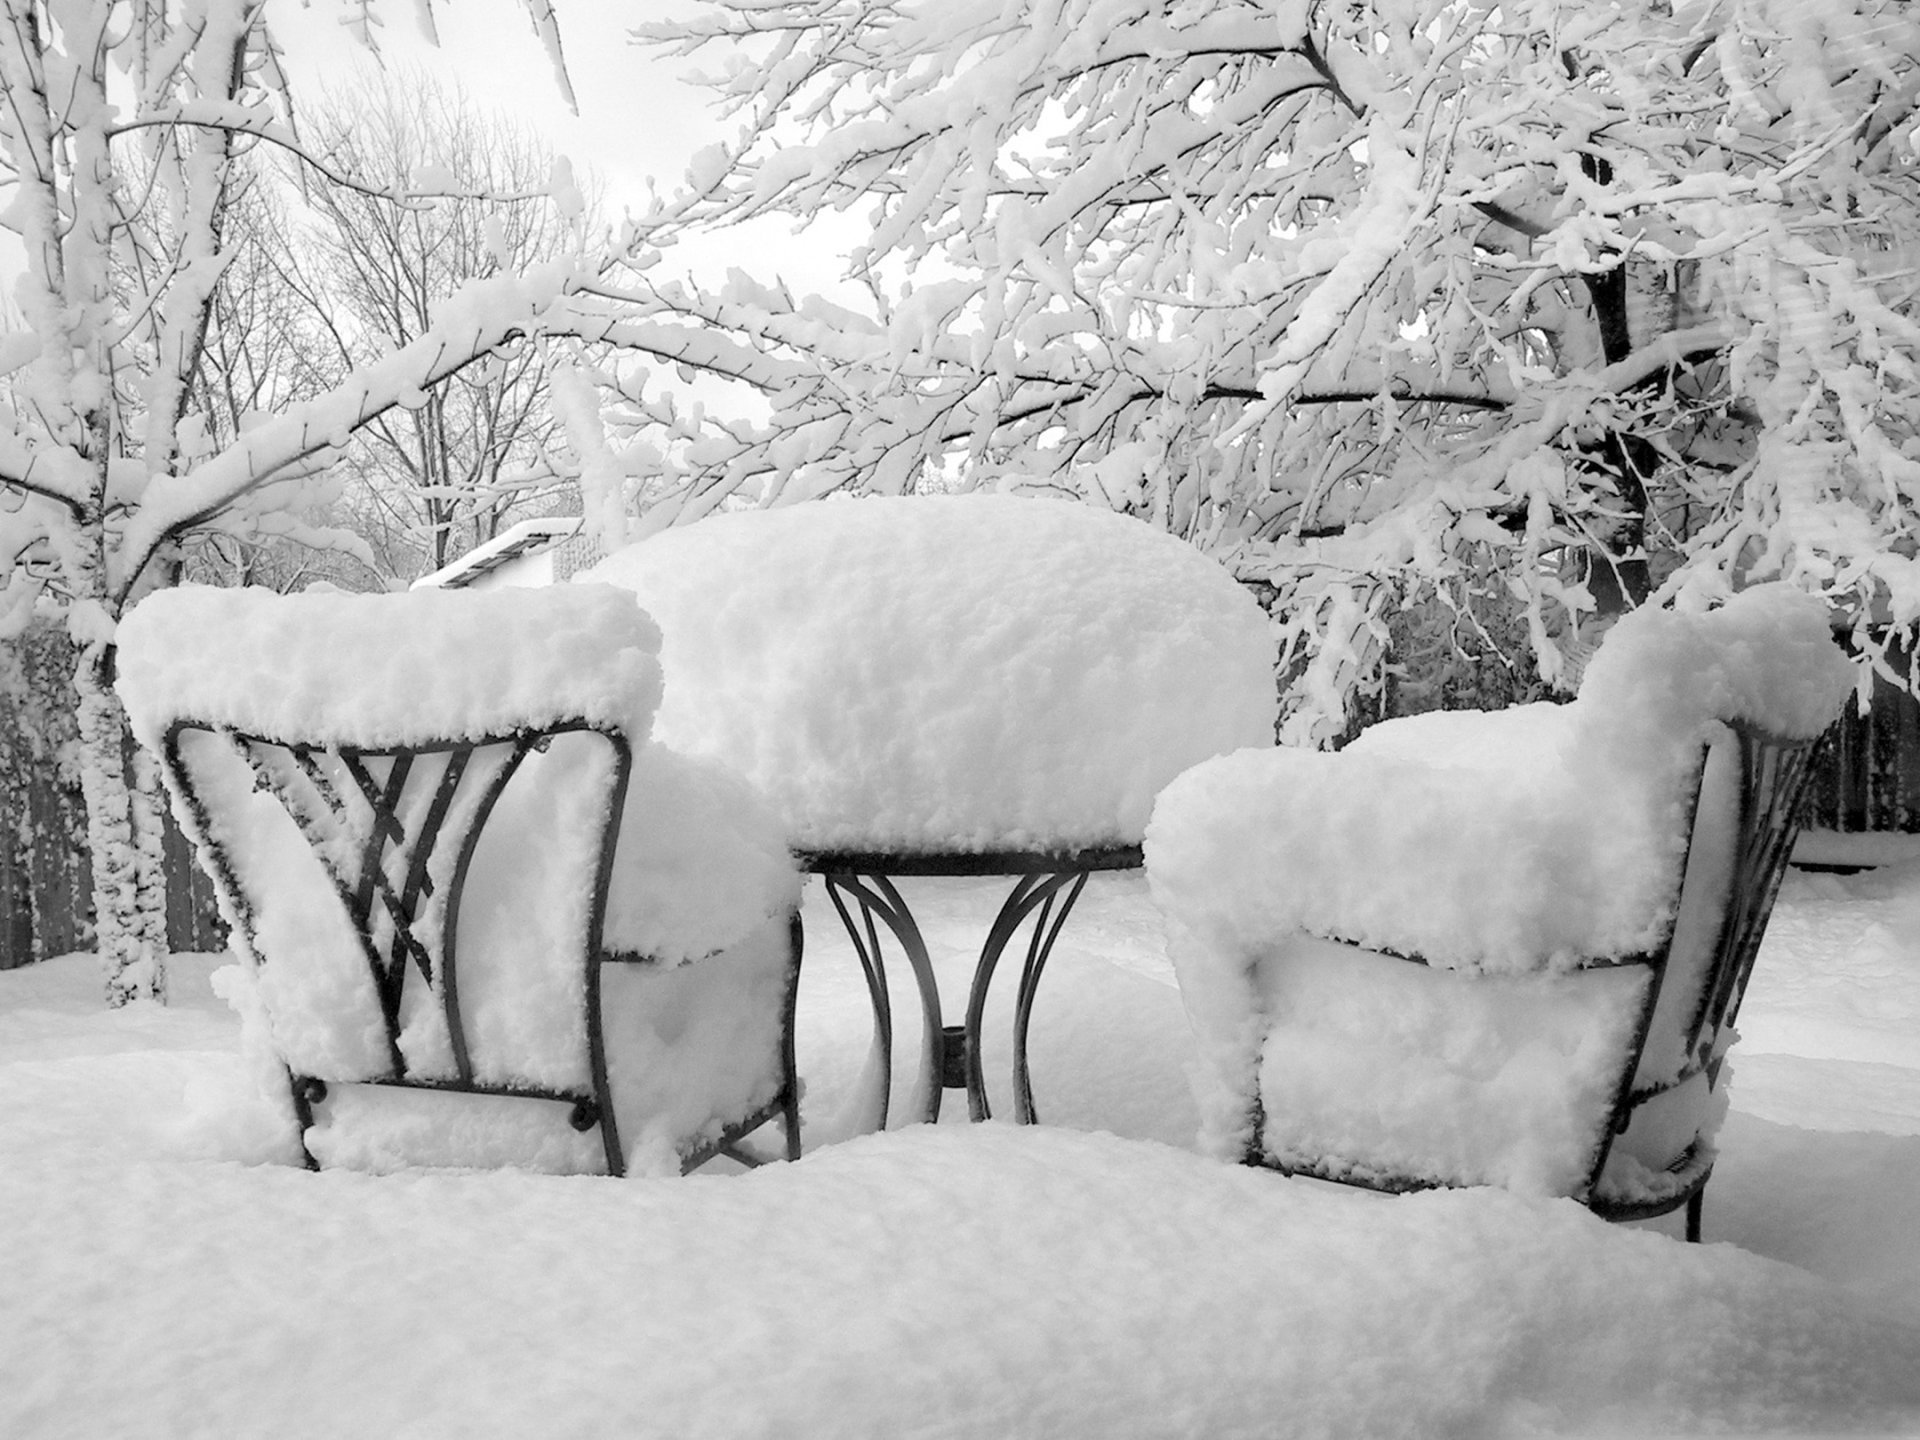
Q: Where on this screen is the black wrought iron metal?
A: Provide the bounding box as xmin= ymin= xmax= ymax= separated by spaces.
xmin=164 ymin=720 xmax=631 ymax=1173
xmin=1241 ymin=721 xmax=1827 ymax=1242
xmin=820 ymin=870 xmax=946 ymax=1122
xmin=820 ymin=874 xmax=892 ymax=1130
xmin=1582 ymin=723 xmax=1823 ymax=1233
xmin=799 ymin=846 xmax=1142 ymax=878
xmin=804 ymin=846 xmax=1140 ymax=1128
xmin=161 ymin=717 xmax=805 ymax=1179
xmin=964 ymin=869 xmax=1092 ymax=1123
xmin=1695 ymin=732 xmax=1816 ymax=1074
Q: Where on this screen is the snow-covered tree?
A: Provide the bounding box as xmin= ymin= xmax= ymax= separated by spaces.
xmin=285 ymin=76 xmax=596 ymax=579
xmin=159 ymin=171 xmax=386 ymax=592
xmin=0 ymin=0 xmax=597 ymax=1003
xmin=598 ymin=0 xmax=1920 ymax=740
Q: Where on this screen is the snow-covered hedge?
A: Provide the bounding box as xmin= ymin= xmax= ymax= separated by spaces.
xmin=582 ymin=493 xmax=1280 ymax=854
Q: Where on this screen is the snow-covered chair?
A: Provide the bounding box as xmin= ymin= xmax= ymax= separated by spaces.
xmin=115 ymin=584 xmax=803 ymax=1178
xmin=1145 ymin=585 xmax=1853 ymax=1238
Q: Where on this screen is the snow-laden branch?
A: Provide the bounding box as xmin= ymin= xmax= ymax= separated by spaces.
xmin=331 ymin=0 xmax=576 ymax=109
xmin=601 ymin=0 xmax=1920 ymax=755
xmin=114 ymin=259 xmax=592 ymax=597
xmin=0 ymin=434 xmax=93 ymax=516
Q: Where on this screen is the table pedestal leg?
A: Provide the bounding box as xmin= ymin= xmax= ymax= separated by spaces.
xmin=823 ymin=873 xmax=945 ymax=1125
xmin=964 ymin=871 xmax=1090 ymax=1123
xmin=818 ymin=868 xmax=1090 ymax=1129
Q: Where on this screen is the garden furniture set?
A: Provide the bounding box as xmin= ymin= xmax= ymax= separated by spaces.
xmin=114 ymin=494 xmax=1854 ymax=1238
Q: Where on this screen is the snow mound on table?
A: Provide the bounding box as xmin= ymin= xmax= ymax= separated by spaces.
xmin=115 ymin=583 xmax=663 ymax=752
xmin=581 ymin=493 xmax=1278 ymax=853
xmin=1147 ymin=583 xmax=1853 ymax=978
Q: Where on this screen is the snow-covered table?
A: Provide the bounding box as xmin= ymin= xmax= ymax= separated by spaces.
xmin=583 ymin=493 xmax=1278 ymax=1126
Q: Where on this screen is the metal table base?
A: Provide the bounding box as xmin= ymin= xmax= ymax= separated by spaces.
xmin=801 ymin=847 xmax=1143 ymax=1128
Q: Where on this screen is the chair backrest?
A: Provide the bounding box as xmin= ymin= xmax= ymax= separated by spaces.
xmin=163 ymin=716 xmax=634 ymax=1171
xmin=169 ymin=718 xmax=629 ymax=1136
xmin=1587 ymin=720 xmax=1824 ymax=1208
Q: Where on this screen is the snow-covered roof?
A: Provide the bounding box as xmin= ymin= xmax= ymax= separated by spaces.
xmin=411 ymin=517 xmax=585 ymax=591
xmin=581 ymin=493 xmax=1279 ymax=854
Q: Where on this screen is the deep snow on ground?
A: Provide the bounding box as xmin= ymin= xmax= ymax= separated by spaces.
xmin=4 ymin=864 xmax=1920 ymax=1439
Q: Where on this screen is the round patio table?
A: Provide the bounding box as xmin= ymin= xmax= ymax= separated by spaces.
xmin=580 ymin=493 xmax=1278 ymax=1133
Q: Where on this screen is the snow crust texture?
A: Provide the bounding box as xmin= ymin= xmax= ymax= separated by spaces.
xmin=582 ymin=493 xmax=1279 ymax=853
xmin=6 ymin=684 xmax=1920 ymax=1439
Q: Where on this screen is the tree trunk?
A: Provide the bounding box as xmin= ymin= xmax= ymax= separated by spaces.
xmin=129 ymin=738 xmax=172 ymax=988
xmin=1582 ymin=263 xmax=1656 ymax=616
xmin=73 ymin=643 xmax=168 ymax=1006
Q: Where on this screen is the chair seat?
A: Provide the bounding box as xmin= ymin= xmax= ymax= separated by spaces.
xmin=1251 ymin=932 xmax=1654 ymax=1196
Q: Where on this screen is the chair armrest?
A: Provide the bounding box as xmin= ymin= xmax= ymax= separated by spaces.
xmin=1146 ymin=719 xmax=1689 ymax=978
xmin=601 ymin=746 xmax=803 ymax=966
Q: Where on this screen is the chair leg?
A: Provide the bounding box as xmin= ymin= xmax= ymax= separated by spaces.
xmin=288 ymin=1072 xmax=324 ymax=1171
xmin=1685 ymin=1187 xmax=1704 ymax=1244
xmin=782 ymin=909 xmax=804 ymax=1161
xmin=781 ymin=1082 xmax=803 ymax=1162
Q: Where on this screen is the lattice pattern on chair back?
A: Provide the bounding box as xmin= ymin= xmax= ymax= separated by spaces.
xmin=162 ymin=718 xmax=632 ymax=1174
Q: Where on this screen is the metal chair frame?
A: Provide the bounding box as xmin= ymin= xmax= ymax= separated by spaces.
xmin=162 ymin=717 xmax=801 ymax=1177
xmin=1244 ymin=721 xmax=1823 ymax=1242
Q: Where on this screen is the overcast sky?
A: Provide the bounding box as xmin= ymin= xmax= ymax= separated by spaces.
xmin=269 ymin=0 xmax=856 ymax=294
xmin=0 ymin=3 xmax=854 ymax=314
xmin=273 ymin=1 xmax=713 ymax=207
